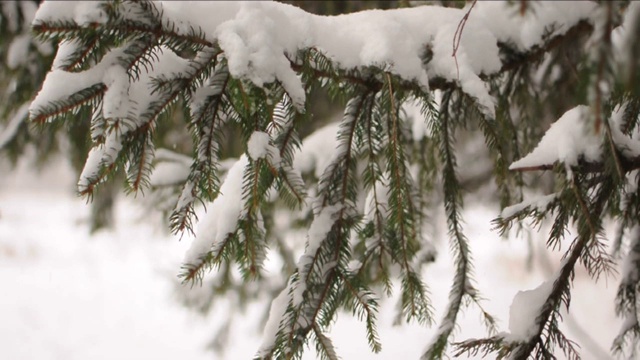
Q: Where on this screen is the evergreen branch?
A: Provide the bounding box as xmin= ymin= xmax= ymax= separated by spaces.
xmin=357 ymin=87 xmax=389 ymax=287
xmin=510 ymin=154 xmax=640 ymax=174
xmin=30 ymin=84 xmax=106 ymax=124
xmin=424 ymin=89 xmax=482 ymax=358
xmin=172 ymin=59 xmax=228 ymax=234
xmin=383 ymin=74 xmax=431 ymax=325
xmin=497 ymin=21 xmax=593 ymax=75
xmin=613 ymin=229 xmax=640 ymax=356
xmin=180 ymin=232 xmax=236 ymax=285
xmin=126 ymin=132 xmax=154 ymax=193
xmin=507 ymin=176 xmax=609 ymax=359
xmin=273 ymin=91 xmax=372 ymax=359
xmin=313 ymin=323 xmax=339 ymax=360
xmin=337 ymin=271 xmax=382 ymax=353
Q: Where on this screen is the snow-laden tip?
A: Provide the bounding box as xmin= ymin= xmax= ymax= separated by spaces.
xmin=183 ymin=155 xmax=249 ymax=266
xmin=509 ymin=105 xmax=600 ymax=171
xmin=507 ymin=279 xmax=555 ymax=341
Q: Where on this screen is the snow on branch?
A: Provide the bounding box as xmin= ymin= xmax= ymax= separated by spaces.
xmin=510 ymin=104 xmax=640 ymax=174
xmin=32 ymin=1 xmax=599 ymax=121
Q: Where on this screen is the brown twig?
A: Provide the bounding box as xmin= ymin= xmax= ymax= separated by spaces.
xmin=452 ymin=0 xmax=478 ymax=80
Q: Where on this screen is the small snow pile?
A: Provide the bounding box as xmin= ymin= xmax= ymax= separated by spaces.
xmin=507 ymin=279 xmax=555 ymax=341
xmin=34 ymin=1 xmax=107 ymax=26
xmin=247 ymin=131 xmax=271 ymax=160
xmin=184 ymin=155 xmax=249 ymax=266
xmin=609 ymin=103 xmax=640 ymax=159
xmin=500 ymin=193 xmax=557 ymax=220
xmin=475 ymin=2 xmax=597 ymax=51
xmin=509 ymin=106 xmax=601 ymax=171
xmin=247 ymin=131 xmax=281 ymax=167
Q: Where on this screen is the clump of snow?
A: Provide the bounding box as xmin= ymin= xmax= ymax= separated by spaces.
xmin=247 ymin=131 xmax=271 ymax=161
xmin=149 ymin=161 xmax=189 ymax=187
xmin=77 ymin=130 xmax=124 ymax=191
xmin=184 ymin=155 xmax=249 ymax=266
xmin=157 ymin=1 xmax=502 ymax=116
xmin=52 ymin=39 xmax=81 ymax=69
xmin=475 ymin=2 xmax=597 ymax=51
xmin=509 ymin=106 xmax=601 ymax=170
xmin=33 ymin=1 xmax=107 ymax=26
xmin=216 ymin=2 xmax=306 ymax=110
xmin=609 ymin=104 xmax=640 ymax=159
xmin=507 ymin=279 xmax=555 ymax=341
xmin=32 ymin=45 xmax=192 ymax=192
xmin=102 ymin=65 xmax=130 ymax=120
xmin=256 ymin=283 xmax=292 ymax=357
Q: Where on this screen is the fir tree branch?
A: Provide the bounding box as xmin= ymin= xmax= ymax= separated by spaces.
xmin=425 ymin=89 xmax=491 ymax=358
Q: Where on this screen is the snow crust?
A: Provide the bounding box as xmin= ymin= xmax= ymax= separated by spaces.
xmin=509 ymin=106 xmax=601 ymax=170
xmin=507 ymin=279 xmax=555 ymax=341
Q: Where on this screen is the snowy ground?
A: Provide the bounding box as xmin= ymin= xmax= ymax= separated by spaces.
xmin=0 ymin=156 xmax=620 ymax=360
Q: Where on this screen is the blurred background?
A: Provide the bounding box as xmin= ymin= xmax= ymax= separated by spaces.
xmin=0 ymin=1 xmax=619 ymax=359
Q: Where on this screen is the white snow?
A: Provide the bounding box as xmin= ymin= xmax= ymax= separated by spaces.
xmin=510 ymin=106 xmax=601 ymax=170
xmin=247 ymin=131 xmax=272 ymax=161
xmin=609 ymin=104 xmax=640 ymax=159
xmin=500 ymin=193 xmax=557 ymax=220
xmin=291 ymin=204 xmax=343 ymax=307
xmin=184 ymin=155 xmax=249 ymax=266
xmin=77 ymin=130 xmax=123 ymax=191
xmin=102 ymin=65 xmax=130 ymax=120
xmin=256 ymin=283 xmax=291 ymax=357
xmin=34 ymin=1 xmax=604 ymax=124
xmin=33 ymin=1 xmax=106 ymax=26
xmin=475 ymin=2 xmax=597 ymax=51
xmin=507 ymin=278 xmax=555 ymax=341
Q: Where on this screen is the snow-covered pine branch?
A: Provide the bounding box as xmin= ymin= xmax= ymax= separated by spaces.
xmin=25 ymin=0 xmax=640 ymax=358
